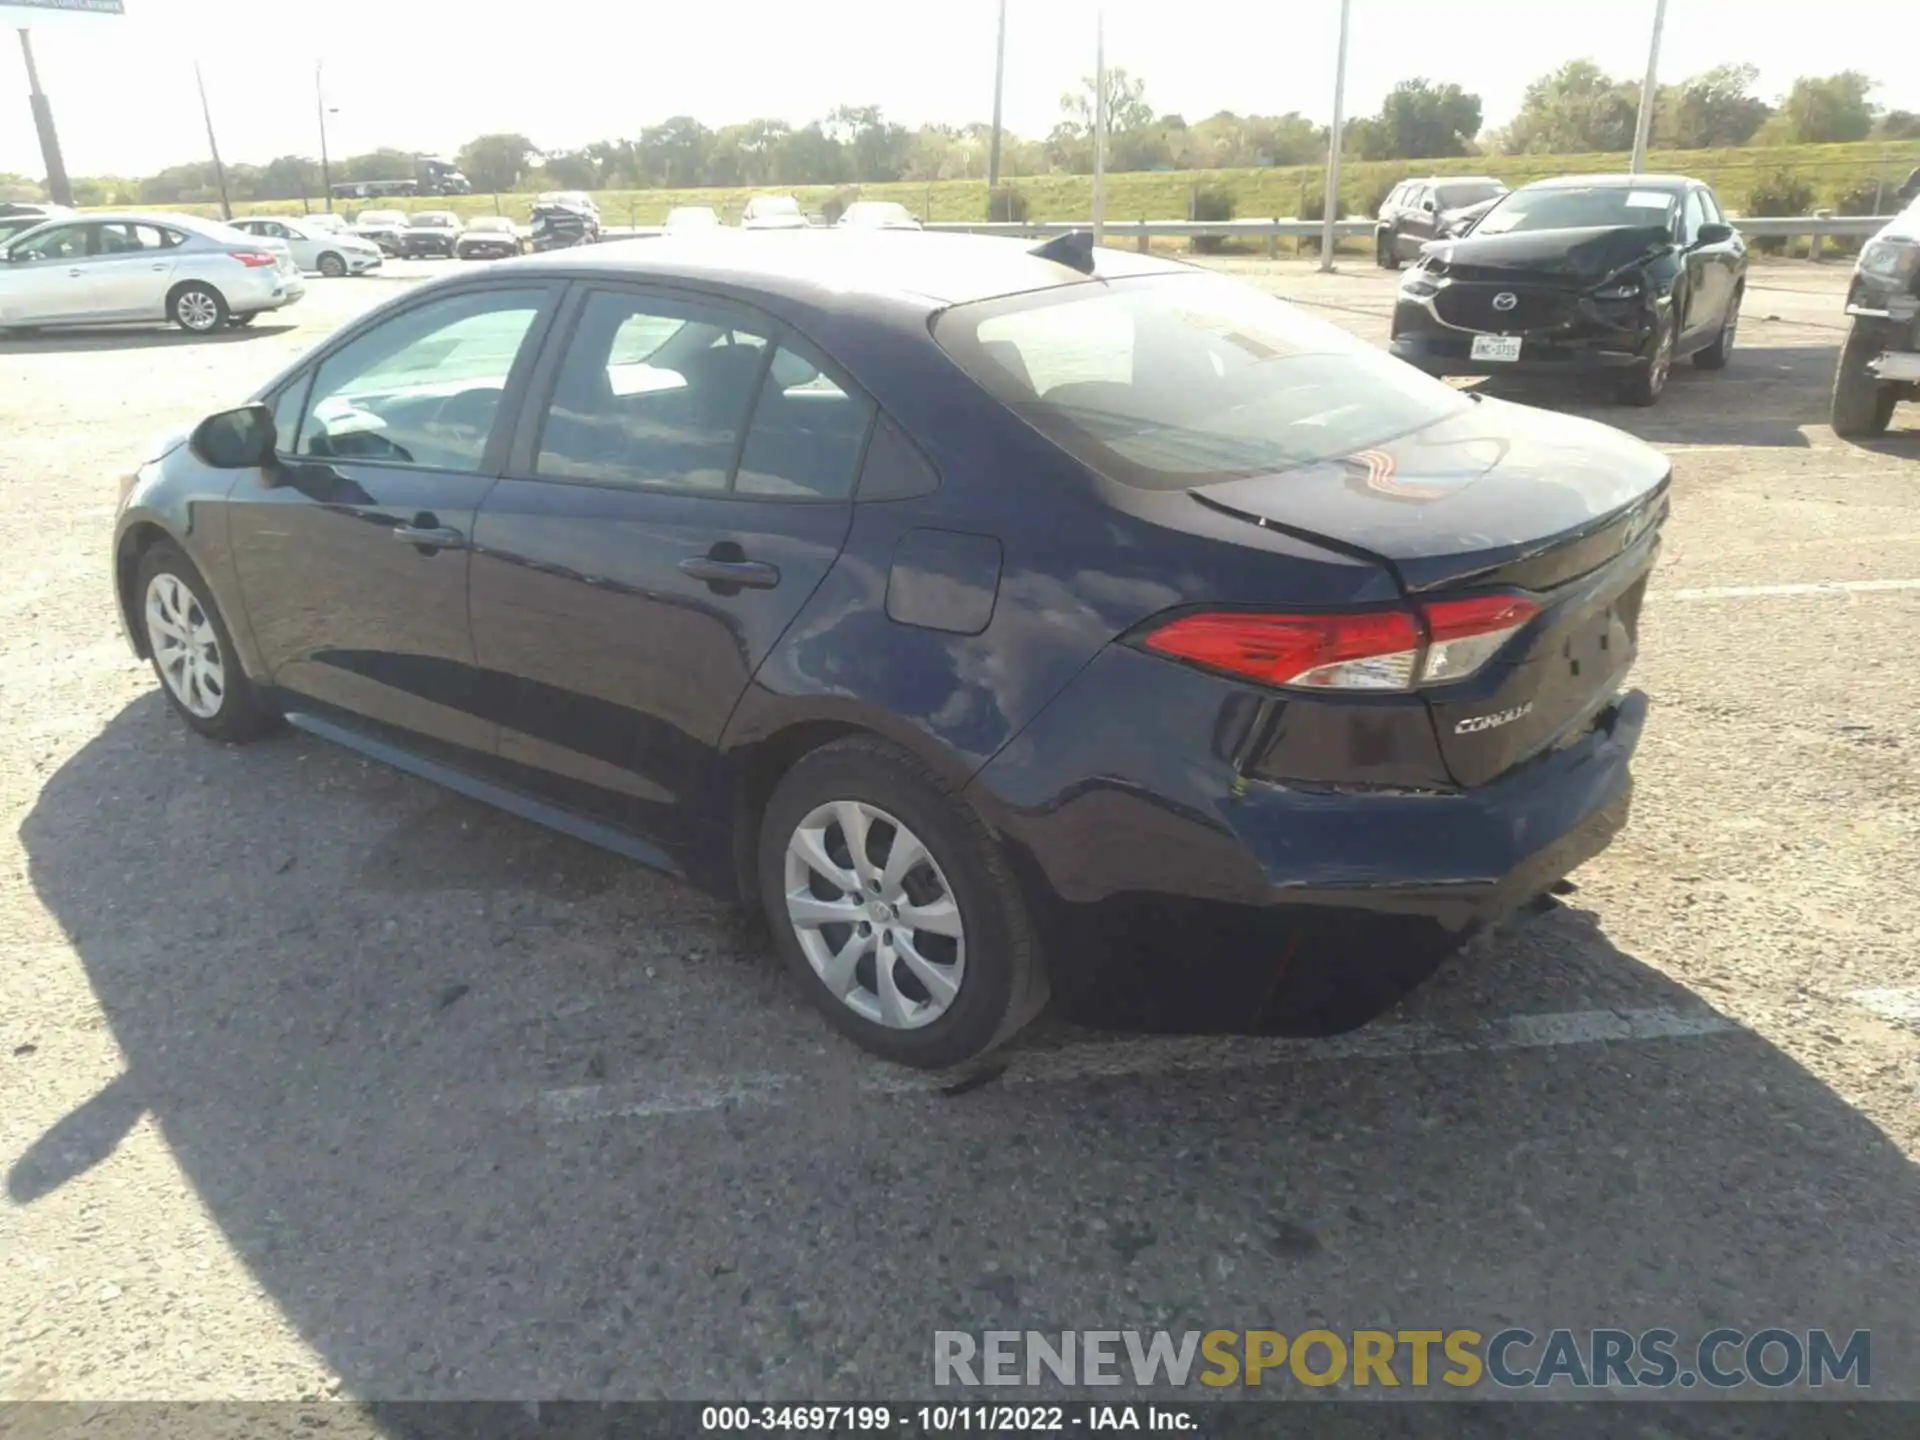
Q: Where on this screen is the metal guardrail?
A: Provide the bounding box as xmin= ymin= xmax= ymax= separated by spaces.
xmin=598 ymin=211 xmax=1895 ymax=258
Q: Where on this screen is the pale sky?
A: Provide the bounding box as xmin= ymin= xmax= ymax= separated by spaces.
xmin=4 ymin=0 xmax=1918 ymax=179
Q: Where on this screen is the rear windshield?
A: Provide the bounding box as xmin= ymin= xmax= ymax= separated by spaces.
xmin=932 ymin=273 xmax=1470 ymax=491
xmin=1434 ymin=182 xmax=1504 ymax=210
xmin=1476 ymin=186 xmax=1677 ymax=236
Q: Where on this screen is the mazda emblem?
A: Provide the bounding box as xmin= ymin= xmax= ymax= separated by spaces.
xmin=1492 ymin=291 xmax=1519 ymax=311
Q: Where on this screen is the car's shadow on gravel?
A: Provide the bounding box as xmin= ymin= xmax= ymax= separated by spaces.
xmin=11 ymin=695 xmax=1920 ymax=1403
xmin=1468 ymin=342 xmax=1840 ymax=449
xmin=0 ymin=324 xmax=297 ymax=355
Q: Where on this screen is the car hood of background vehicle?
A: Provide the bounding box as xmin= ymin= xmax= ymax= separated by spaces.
xmin=1426 ymin=224 xmax=1674 ymax=285
xmin=1189 ymin=394 xmax=1669 ymax=591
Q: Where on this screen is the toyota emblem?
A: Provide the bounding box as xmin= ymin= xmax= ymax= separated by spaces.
xmin=1492 ymin=291 xmax=1519 ymax=311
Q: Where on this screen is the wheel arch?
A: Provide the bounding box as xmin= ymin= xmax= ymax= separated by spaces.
xmin=114 ymin=519 xmax=175 ymax=659
xmin=719 ymin=704 xmax=987 ymax=912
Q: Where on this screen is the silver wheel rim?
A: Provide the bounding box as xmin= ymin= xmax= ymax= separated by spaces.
xmin=783 ymin=800 xmax=965 ymax=1030
xmin=1650 ymin=324 xmax=1674 ymax=392
xmin=144 ymin=573 xmax=225 ymax=718
xmin=177 ymin=291 xmax=219 ymax=331
xmin=321 ymin=255 xmax=344 ymax=276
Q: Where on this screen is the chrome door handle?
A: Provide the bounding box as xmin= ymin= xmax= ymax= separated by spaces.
xmin=679 ymin=556 xmax=780 ymax=590
xmin=392 ymin=523 xmax=465 ymax=549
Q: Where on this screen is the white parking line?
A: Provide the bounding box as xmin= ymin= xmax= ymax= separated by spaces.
xmin=1854 ymin=989 xmax=1920 ymax=1025
xmin=538 ymin=1006 xmax=1741 ymax=1124
xmin=1664 ymin=579 xmax=1920 ymax=601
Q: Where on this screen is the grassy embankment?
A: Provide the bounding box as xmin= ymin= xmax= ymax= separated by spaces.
xmin=128 ymin=138 xmax=1920 ymax=257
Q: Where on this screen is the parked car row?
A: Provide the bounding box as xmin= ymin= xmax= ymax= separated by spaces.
xmin=0 ymin=210 xmax=306 ymax=333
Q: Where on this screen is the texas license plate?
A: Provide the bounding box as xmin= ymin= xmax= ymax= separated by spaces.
xmin=1471 ymin=334 xmax=1523 ymax=362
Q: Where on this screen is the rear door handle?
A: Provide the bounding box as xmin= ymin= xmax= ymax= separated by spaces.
xmin=392 ymin=523 xmax=465 ymax=550
xmin=679 ymin=556 xmax=780 ymax=590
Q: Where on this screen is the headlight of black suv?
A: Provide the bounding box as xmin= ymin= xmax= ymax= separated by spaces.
xmin=1859 ymin=238 xmax=1920 ymax=281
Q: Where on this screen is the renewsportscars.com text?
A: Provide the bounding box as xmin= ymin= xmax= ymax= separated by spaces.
xmin=933 ymin=1328 xmax=1871 ymax=1391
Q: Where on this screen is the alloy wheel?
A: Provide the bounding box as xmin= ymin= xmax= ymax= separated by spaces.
xmin=1649 ymin=323 xmax=1675 ymax=394
xmin=783 ymin=800 xmax=966 ymax=1030
xmin=144 ymin=572 xmax=225 ymax=718
xmin=176 ymin=290 xmax=220 ymax=332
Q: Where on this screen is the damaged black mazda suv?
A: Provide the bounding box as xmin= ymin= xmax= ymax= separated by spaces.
xmin=1389 ymin=173 xmax=1748 ymax=407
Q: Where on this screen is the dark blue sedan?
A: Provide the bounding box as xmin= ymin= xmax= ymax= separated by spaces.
xmin=111 ymin=230 xmax=1668 ymax=1068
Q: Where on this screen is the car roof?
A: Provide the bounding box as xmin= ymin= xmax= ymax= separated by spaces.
xmin=485 ymin=229 xmax=1189 ymax=308
xmin=1519 ymin=174 xmax=1697 ymax=192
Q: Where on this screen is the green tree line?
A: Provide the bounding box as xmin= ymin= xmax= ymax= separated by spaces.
xmin=38 ymin=61 xmax=1920 ymax=207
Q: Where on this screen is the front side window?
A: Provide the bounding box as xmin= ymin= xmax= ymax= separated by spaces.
xmin=934 ymin=272 xmax=1471 ymax=492
xmin=535 ymin=291 xmax=772 ymax=492
xmin=1433 ymin=182 xmax=1504 ymax=211
xmin=11 ymin=224 xmax=87 ymax=261
xmin=295 ymin=287 xmax=548 ymax=471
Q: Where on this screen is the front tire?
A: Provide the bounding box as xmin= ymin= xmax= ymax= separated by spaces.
xmin=1376 ymin=230 xmax=1400 ymax=269
xmin=1831 ymin=318 xmax=1899 ymax=438
xmin=1618 ymin=310 xmax=1675 ymax=407
xmin=1693 ymin=285 xmax=1741 ymax=370
xmin=135 ymin=541 xmax=275 ymax=743
xmin=317 ymin=251 xmax=347 ymax=278
xmin=758 ymin=738 xmax=1047 ymax=1069
xmin=169 ymin=283 xmax=228 ymax=335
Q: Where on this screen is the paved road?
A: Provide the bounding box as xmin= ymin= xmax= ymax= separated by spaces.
xmin=1 ymin=259 xmax=1917 ymax=1408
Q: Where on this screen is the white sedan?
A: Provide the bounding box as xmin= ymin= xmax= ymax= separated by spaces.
xmin=0 ymin=211 xmax=305 ymax=334
xmin=229 ymin=215 xmax=383 ymax=277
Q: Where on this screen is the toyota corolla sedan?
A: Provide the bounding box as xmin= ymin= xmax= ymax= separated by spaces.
xmin=2 ymin=210 xmax=306 ymax=334
xmin=111 ymin=231 xmax=1666 ymax=1067
xmin=1389 ymin=174 xmax=1747 ymax=406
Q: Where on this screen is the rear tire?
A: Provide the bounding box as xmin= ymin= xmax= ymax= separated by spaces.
xmin=168 ymin=282 xmax=227 ymax=335
xmin=317 ymin=251 xmax=347 ymax=278
xmin=1692 ymin=285 xmax=1740 ymax=370
xmin=758 ymin=737 xmax=1047 ymax=1069
xmin=134 ymin=541 xmax=275 ymax=743
xmin=1831 ymin=318 xmax=1898 ymax=438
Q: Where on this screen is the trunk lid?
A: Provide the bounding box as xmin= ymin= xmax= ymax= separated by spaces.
xmin=1191 ymin=395 xmax=1670 ymax=786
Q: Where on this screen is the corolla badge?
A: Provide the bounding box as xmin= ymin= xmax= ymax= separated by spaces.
xmin=1455 ymin=702 xmax=1534 ymax=735
xmin=1492 ymin=291 xmax=1519 ymax=311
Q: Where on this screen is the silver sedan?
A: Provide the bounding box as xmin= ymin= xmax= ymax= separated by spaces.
xmin=228 ymin=215 xmax=384 ymax=277
xmin=0 ymin=211 xmax=307 ymax=334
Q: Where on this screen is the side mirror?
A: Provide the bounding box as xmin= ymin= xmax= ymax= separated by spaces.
xmin=189 ymin=403 xmax=277 ymax=470
xmin=1694 ymin=222 xmax=1734 ymax=247
xmin=1422 ymin=199 xmax=1436 ymax=212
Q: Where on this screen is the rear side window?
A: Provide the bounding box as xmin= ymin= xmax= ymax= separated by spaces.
xmin=934 ymin=272 xmax=1470 ymax=492
xmin=535 ymin=290 xmax=770 ymax=492
xmin=735 ymin=341 xmax=875 ymax=500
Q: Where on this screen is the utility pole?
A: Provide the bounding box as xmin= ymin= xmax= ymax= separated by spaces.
xmin=194 ymin=61 xmax=232 ymax=221
xmin=1091 ymin=6 xmax=1107 ymax=246
xmin=17 ymin=28 xmax=73 ymax=207
xmin=317 ymin=61 xmax=334 ymax=212
xmin=1318 ymin=0 xmax=1351 ymax=272
xmin=1629 ymin=0 xmax=1669 ymax=175
xmin=986 ymin=0 xmax=1007 ymax=190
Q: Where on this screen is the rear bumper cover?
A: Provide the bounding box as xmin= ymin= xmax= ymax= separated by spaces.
xmin=971 ymin=644 xmax=1646 ymax=936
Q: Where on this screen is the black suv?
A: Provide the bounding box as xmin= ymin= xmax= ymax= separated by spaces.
xmin=1375 ymin=176 xmax=1509 ymax=268
xmin=1831 ymin=197 xmax=1920 ymax=437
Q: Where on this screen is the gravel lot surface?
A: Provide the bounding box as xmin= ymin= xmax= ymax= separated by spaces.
xmin=2 ymin=254 xmax=1917 ymax=1414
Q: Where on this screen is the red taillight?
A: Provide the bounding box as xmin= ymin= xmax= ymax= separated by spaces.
xmin=1143 ymin=610 xmax=1422 ymax=691
xmin=226 ymin=249 xmax=278 ymax=268
xmin=1141 ymin=594 xmax=1540 ymax=693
